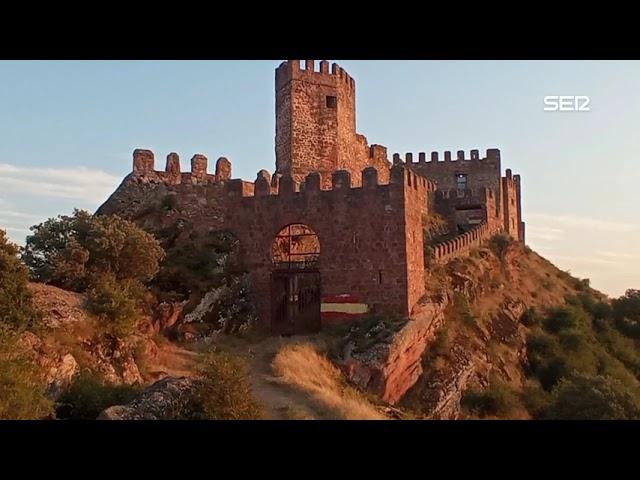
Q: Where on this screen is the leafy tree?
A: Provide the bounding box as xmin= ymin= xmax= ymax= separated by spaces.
xmin=612 ymin=289 xmax=640 ymax=338
xmin=0 ymin=229 xmax=41 ymax=329
xmin=23 ymin=210 xmax=165 ymax=292
xmin=544 ymin=373 xmax=640 ymax=420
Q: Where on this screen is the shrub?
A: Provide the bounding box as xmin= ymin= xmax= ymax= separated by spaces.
xmin=0 ymin=230 xmax=41 ymax=329
xmin=544 ymin=373 xmax=640 ymax=420
xmin=520 ymin=307 xmax=541 ymax=327
xmin=521 ymin=380 xmax=551 ymax=418
xmin=461 ymin=377 xmax=521 ymax=418
xmin=23 ymin=210 xmax=164 ymax=292
xmin=194 ymin=351 xmax=265 ymax=420
xmin=57 ymin=371 xmax=142 ymax=420
xmin=543 ymin=306 xmax=584 ymax=334
xmin=0 ymin=325 xmax=53 ymax=419
xmin=86 ymin=273 xmax=146 ymax=337
xmin=488 ymin=233 xmax=512 ymax=261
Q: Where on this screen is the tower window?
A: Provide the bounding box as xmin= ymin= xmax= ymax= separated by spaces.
xmin=326 ymin=96 xmax=337 ymax=108
xmin=456 ymin=173 xmax=467 ymax=190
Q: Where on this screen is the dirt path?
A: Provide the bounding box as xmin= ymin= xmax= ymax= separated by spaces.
xmin=145 ymin=335 xmax=326 ymax=419
xmin=229 ymin=337 xmax=329 ymax=420
xmin=145 ymin=341 xmax=202 ymax=381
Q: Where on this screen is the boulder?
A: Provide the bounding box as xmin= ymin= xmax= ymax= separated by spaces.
xmin=98 ymin=377 xmax=201 ymax=420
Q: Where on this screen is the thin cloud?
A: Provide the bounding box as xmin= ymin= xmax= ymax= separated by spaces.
xmin=0 ymin=209 xmax=42 ymax=221
xmin=596 ymin=250 xmax=640 ymax=260
xmin=0 ymin=163 xmax=120 ymax=203
xmin=528 ymin=213 xmax=639 ymax=233
xmin=525 ymin=225 xmax=565 ymax=242
xmin=541 ymin=252 xmax=626 ymax=267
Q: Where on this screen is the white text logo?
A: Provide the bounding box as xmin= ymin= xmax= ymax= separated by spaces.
xmin=544 ymin=96 xmax=591 ymax=112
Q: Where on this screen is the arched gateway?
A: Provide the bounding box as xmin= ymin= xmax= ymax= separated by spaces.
xmin=270 ymin=224 xmax=321 ymax=335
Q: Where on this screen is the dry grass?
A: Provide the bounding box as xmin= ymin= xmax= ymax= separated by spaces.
xmin=271 ymin=343 xmax=387 ymax=420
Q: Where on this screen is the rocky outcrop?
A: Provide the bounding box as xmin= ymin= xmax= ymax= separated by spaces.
xmin=19 ymin=331 xmax=80 ymax=399
xmin=339 ymin=298 xmax=447 ymax=405
xmin=411 ymin=297 xmax=527 ymax=419
xmin=28 ymin=283 xmax=87 ymax=329
xmin=98 ymin=377 xmax=200 ymax=420
xmin=24 ymin=283 xmax=159 ymax=396
xmin=151 ymin=302 xmax=184 ymax=334
xmin=80 ymin=334 xmax=145 ymax=385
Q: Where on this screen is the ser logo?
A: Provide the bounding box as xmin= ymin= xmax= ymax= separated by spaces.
xmin=544 ymin=95 xmax=591 ymax=112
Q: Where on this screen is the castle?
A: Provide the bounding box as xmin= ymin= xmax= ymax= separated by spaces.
xmin=98 ymin=60 xmax=525 ymax=335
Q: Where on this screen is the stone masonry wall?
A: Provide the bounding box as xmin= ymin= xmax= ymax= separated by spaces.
xmin=98 ymin=152 xmax=428 ymax=330
xmin=275 ymin=60 xmax=390 ymax=189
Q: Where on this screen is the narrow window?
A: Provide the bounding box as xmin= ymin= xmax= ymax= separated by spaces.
xmin=326 ymin=96 xmax=337 ymax=108
xmin=456 ymin=173 xmax=467 ymax=190
xmin=379 ymin=270 xmax=383 ymax=285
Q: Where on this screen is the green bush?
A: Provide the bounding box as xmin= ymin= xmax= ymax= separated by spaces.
xmin=520 ymin=307 xmax=541 ymax=327
xmin=461 ymin=377 xmax=522 ymax=418
xmin=544 ymin=373 xmax=640 ymax=420
xmin=86 ymin=273 xmax=146 ymax=337
xmin=23 ymin=210 xmax=164 ymax=292
xmin=0 ymin=325 xmax=53 ymax=419
xmin=194 ymin=351 xmax=265 ymax=420
xmin=57 ymin=371 xmax=142 ymax=420
xmin=543 ymin=306 xmax=585 ymax=334
xmin=0 ymin=230 xmax=41 ymax=329
xmin=521 ymin=380 xmax=551 ymax=418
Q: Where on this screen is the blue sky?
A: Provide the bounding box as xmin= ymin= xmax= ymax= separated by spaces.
xmin=1 ymin=60 xmax=638 ymax=297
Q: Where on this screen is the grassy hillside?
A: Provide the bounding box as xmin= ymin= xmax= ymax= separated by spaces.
xmin=402 ymin=236 xmax=640 ymax=419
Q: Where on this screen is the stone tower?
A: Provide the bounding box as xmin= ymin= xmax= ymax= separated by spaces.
xmin=275 ymin=60 xmax=389 ymax=188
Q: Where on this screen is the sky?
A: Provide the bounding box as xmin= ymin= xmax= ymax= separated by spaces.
xmin=0 ymin=60 xmax=638 ymax=297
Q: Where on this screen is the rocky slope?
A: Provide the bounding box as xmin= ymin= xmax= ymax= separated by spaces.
xmin=330 ymin=239 xmax=597 ymax=418
xmin=22 ymin=283 xmax=159 ymax=399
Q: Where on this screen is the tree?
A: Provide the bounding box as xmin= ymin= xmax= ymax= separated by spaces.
xmin=22 ymin=210 xmax=165 ymax=292
xmin=612 ymin=289 xmax=640 ymax=338
xmin=544 ymin=373 xmax=640 ymax=420
xmin=0 ymin=229 xmax=40 ymax=329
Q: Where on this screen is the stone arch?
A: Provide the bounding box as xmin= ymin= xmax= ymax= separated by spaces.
xmin=271 ymin=223 xmax=321 ymax=270
xmin=270 ymin=223 xmax=321 ymax=335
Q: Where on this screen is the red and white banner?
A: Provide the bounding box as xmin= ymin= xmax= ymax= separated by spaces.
xmin=321 ymin=294 xmax=368 ymax=324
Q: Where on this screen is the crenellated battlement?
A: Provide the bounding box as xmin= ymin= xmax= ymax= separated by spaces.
xmin=276 ymin=60 xmax=356 ymax=92
xmin=131 ymin=149 xmax=233 ymax=185
xmin=392 ymin=148 xmax=501 ymax=166
xmin=225 ymin=164 xmax=429 ymax=202
xmin=432 ymin=221 xmax=502 ymax=263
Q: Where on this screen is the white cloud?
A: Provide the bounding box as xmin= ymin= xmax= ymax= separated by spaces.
xmin=0 ymin=163 xmax=120 ymax=203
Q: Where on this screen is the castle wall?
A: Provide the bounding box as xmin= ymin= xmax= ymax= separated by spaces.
xmin=275 ymin=60 xmax=390 ymax=188
xmin=397 ymin=149 xmax=503 ymax=220
xmin=225 ymin=164 xmax=428 ymax=327
xmin=502 ymin=169 xmax=522 ymax=241
xmin=100 ymin=151 xmax=427 ymax=330
xmin=434 ymin=187 xmax=499 ymax=235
